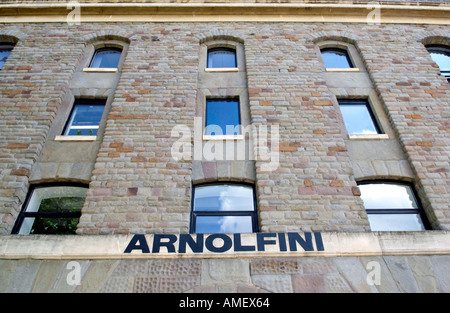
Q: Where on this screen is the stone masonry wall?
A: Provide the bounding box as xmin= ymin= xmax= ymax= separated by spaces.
xmin=0 ymin=22 xmax=448 ymax=234
xmin=1 ymin=255 xmax=449 ymax=292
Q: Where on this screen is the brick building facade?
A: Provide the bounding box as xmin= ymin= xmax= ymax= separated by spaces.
xmin=0 ymin=0 xmax=449 ymax=293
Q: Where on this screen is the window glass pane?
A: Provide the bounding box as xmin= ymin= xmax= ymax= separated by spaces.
xmin=205 ymin=99 xmax=241 ymax=136
xmin=195 ymin=216 xmax=253 ymax=234
xmin=18 ymin=186 xmax=87 ymax=235
xmin=194 ymin=185 xmax=254 ymax=212
xmin=0 ymin=49 xmax=12 ymax=70
xmin=429 ymin=51 xmax=450 ymax=72
xmin=90 ymin=49 xmax=121 ymax=68
xmin=367 ymin=214 xmax=426 ymax=231
xmin=321 ymin=49 xmax=353 ymax=68
xmin=64 ymin=104 xmax=105 ymax=136
xmin=23 ymin=216 xmax=80 ymax=235
xmin=359 ymin=183 xmax=418 ymax=209
xmin=339 ymin=103 xmax=379 ymax=135
xmin=207 ymin=49 xmax=237 ymax=68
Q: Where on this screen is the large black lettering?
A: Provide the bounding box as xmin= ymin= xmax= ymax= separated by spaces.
xmin=288 ymin=232 xmax=313 ymax=251
xmin=278 ymin=233 xmax=287 ymax=252
xmin=314 ymin=232 xmax=325 ymax=251
xmin=205 ymin=234 xmax=232 ymax=253
xmin=233 ymin=233 xmax=255 ymax=252
xmin=256 ymin=233 xmax=277 ymax=251
xmin=124 ymin=234 xmax=150 ymax=253
xmin=152 ymin=234 xmax=177 ymax=253
xmin=178 ymin=234 xmax=204 ymax=253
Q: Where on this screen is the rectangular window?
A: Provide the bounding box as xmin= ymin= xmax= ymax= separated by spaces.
xmin=338 ymin=99 xmax=381 ymax=135
xmin=12 ymin=185 xmax=87 ymax=235
xmin=63 ymin=99 xmax=106 ymax=136
xmin=207 ymin=47 xmax=237 ymax=68
xmin=320 ymin=48 xmax=354 ymax=69
xmin=205 ymin=98 xmax=241 ymax=136
xmin=191 ymin=184 xmax=257 ymax=234
xmin=358 ymin=181 xmax=430 ymax=231
xmin=89 ymin=47 xmax=122 ymax=68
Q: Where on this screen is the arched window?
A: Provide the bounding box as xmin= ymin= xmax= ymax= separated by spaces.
xmin=358 ymin=181 xmax=431 ymax=231
xmin=0 ymin=43 xmax=14 ymax=70
xmin=89 ymin=47 xmax=122 ymax=68
xmin=207 ymin=47 xmax=237 ymax=69
xmin=12 ymin=183 xmax=88 ymax=235
xmin=191 ymin=183 xmax=257 ymax=234
xmin=426 ymin=45 xmax=450 ymax=82
xmin=320 ymin=47 xmax=354 ymax=69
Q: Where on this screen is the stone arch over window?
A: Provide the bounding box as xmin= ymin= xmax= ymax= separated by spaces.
xmin=309 ymin=32 xmax=360 ymax=46
xmin=314 ymin=38 xmax=366 ymax=73
xmin=84 ymin=32 xmax=132 ymax=46
xmin=0 ymin=28 xmax=28 ymax=43
xmin=199 ymin=34 xmax=246 ymax=72
xmin=78 ymin=34 xmax=130 ymax=71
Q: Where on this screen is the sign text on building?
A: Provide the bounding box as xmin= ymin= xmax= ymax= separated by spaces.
xmin=124 ymin=232 xmax=324 ymax=254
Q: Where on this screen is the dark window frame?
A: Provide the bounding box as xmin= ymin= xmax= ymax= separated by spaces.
xmin=320 ymin=47 xmax=355 ymax=69
xmin=426 ymin=44 xmax=450 ymax=82
xmin=11 ymin=182 xmax=88 ymax=235
xmin=88 ymin=47 xmax=123 ymax=68
xmin=62 ymin=98 xmax=107 ymax=136
xmin=190 ymin=182 xmax=258 ymax=234
xmin=358 ymin=180 xmax=432 ymax=231
xmin=338 ymin=99 xmax=382 ymax=135
xmin=205 ymin=97 xmax=242 ymax=136
xmin=207 ymin=47 xmax=237 ymax=68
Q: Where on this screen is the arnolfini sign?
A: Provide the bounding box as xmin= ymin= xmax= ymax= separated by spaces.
xmin=0 ymin=232 xmax=448 ymax=259
xmin=124 ymin=232 xmax=325 ymax=255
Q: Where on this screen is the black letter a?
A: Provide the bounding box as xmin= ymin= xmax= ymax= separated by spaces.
xmin=124 ymin=234 xmax=150 ymax=253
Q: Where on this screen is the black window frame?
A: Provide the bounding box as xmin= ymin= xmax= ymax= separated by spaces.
xmin=62 ymin=98 xmax=107 ymax=136
xmin=338 ymin=99 xmax=382 ymax=135
xmin=190 ymin=182 xmax=258 ymax=234
xmin=88 ymin=47 xmax=123 ymax=68
xmin=426 ymin=44 xmax=450 ymax=82
xmin=358 ymin=180 xmax=432 ymax=231
xmin=207 ymin=47 xmax=237 ymax=69
xmin=11 ymin=182 xmax=88 ymax=235
xmin=320 ymin=47 xmax=355 ymax=69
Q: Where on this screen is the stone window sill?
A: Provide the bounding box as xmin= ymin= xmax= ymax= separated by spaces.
xmin=205 ymin=67 xmax=239 ymax=73
xmin=348 ymin=134 xmax=389 ymax=140
xmin=326 ymin=68 xmax=360 ymax=72
xmin=203 ymin=134 xmax=244 ymax=141
xmin=82 ymin=67 xmax=118 ymax=73
xmin=54 ymin=135 xmax=97 ymax=142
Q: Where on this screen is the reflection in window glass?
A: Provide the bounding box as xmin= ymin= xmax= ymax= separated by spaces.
xmin=90 ymin=48 xmax=122 ymax=68
xmin=426 ymin=45 xmax=450 ymax=82
xmin=13 ymin=185 xmax=87 ymax=235
xmin=321 ymin=48 xmax=354 ymax=68
xmin=367 ymin=214 xmax=425 ymax=232
xmin=359 ymin=182 xmax=428 ymax=231
xmin=207 ymin=48 xmax=237 ymax=68
xmin=192 ymin=184 xmax=256 ymax=234
xmin=205 ymin=99 xmax=241 ymax=136
xmin=0 ymin=44 xmax=14 ymax=70
xmin=195 ymin=216 xmax=253 ymax=234
xmin=64 ymin=100 xmax=105 ymax=136
xmin=338 ymin=100 xmax=381 ymax=135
